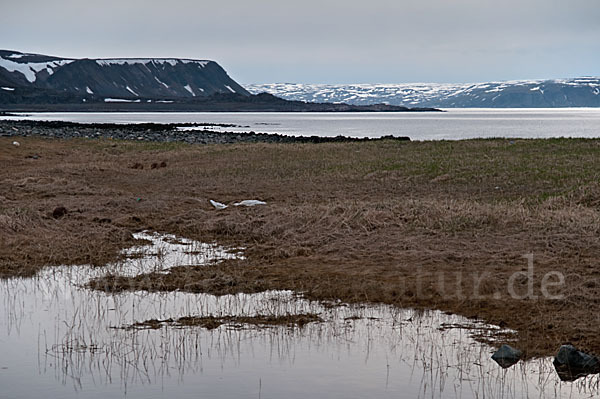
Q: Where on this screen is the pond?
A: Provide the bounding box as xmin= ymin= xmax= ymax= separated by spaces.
xmin=1 ymin=232 xmax=597 ymax=398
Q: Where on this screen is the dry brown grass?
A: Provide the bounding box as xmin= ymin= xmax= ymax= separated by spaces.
xmin=3 ymin=135 xmax=600 ymax=357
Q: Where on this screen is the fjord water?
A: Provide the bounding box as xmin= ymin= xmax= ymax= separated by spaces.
xmin=1 ymin=232 xmax=599 ymax=398
xmin=3 ymin=108 xmax=600 ymax=140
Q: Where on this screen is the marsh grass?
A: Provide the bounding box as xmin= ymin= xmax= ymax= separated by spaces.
xmin=3 ymin=135 xmax=600 ymax=356
xmin=121 ymin=313 xmax=323 ymax=330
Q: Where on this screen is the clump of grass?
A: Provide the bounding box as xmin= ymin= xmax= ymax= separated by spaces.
xmin=121 ymin=314 xmax=323 ymax=330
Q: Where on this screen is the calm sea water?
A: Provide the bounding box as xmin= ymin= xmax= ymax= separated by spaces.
xmin=3 ymin=108 xmax=600 ymax=140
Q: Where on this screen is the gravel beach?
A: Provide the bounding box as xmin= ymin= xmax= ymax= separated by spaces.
xmin=0 ymin=119 xmax=409 ymax=144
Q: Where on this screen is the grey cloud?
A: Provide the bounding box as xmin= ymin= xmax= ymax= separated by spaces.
xmin=1 ymin=0 xmax=598 ymax=83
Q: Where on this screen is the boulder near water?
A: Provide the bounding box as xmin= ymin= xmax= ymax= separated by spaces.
xmin=491 ymin=344 xmax=522 ymax=368
xmin=553 ymin=344 xmax=600 ymax=381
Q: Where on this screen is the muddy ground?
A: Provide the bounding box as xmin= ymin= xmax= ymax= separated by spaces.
xmin=2 ymin=129 xmax=600 ymax=358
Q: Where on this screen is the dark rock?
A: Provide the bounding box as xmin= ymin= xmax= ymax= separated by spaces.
xmin=381 ymin=135 xmax=410 ymax=141
xmin=553 ymin=344 xmax=600 ymax=381
xmin=130 ymin=162 xmax=144 ymax=170
xmin=52 ymin=206 xmax=68 ymax=219
xmin=159 ymin=161 xmax=167 ymax=168
xmin=491 ymin=344 xmax=522 ymax=368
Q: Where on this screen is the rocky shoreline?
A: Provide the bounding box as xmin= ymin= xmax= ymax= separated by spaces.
xmin=0 ymin=119 xmax=410 ymax=144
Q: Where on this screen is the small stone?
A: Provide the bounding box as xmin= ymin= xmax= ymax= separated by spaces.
xmin=491 ymin=344 xmax=522 ymax=368
xmin=12 ymin=141 xmax=20 ymax=147
xmin=52 ymin=206 xmax=68 ymax=219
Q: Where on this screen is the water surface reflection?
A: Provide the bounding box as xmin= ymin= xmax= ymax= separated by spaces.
xmin=1 ymin=232 xmax=598 ymax=398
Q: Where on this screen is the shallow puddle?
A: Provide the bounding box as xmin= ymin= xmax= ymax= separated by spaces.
xmin=1 ymin=232 xmax=598 ymax=398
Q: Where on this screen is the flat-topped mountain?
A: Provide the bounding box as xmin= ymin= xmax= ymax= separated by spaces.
xmin=247 ymin=78 xmax=600 ymax=108
xmin=0 ymin=49 xmax=248 ymax=101
xmin=0 ymin=50 xmax=439 ymax=112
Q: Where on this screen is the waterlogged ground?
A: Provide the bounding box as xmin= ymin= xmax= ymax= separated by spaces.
xmin=1 ymin=232 xmax=599 ymax=398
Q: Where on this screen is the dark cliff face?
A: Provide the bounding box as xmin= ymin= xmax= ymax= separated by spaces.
xmin=0 ymin=50 xmax=249 ymax=101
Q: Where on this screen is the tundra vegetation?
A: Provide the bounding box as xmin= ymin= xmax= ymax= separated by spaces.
xmin=2 ymin=133 xmax=600 ymax=357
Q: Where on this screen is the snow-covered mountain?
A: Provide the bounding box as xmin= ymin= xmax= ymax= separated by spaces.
xmin=0 ymin=49 xmax=249 ymax=102
xmin=246 ymin=78 xmax=600 ymax=108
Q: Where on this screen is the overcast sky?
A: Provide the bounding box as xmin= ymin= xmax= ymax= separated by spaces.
xmin=2 ymin=0 xmax=599 ymax=84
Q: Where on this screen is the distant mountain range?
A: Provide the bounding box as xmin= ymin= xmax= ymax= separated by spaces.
xmin=246 ymin=78 xmax=600 ymax=108
xmin=0 ymin=50 xmax=436 ymax=112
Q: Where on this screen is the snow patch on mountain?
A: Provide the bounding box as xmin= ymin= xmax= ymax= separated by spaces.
xmin=125 ymin=86 xmax=138 ymax=96
xmin=154 ymin=76 xmax=169 ymax=88
xmin=104 ymin=98 xmax=135 ymax=103
xmin=0 ymin=56 xmax=74 ymax=83
xmin=96 ymin=59 xmax=209 ymax=67
xmin=184 ymin=84 xmax=195 ymax=96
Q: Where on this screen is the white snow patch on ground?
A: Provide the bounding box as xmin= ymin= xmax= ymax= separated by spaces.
xmin=233 ymin=200 xmax=267 ymax=207
xmin=125 ymin=86 xmax=139 ymax=96
xmin=225 ymin=85 xmax=236 ymax=93
xmin=0 ymin=57 xmax=73 ymax=83
xmin=86 ymin=86 xmax=94 ymax=94
xmin=184 ymin=84 xmax=196 ymax=96
xmin=1 ymin=87 xmax=15 ymax=91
